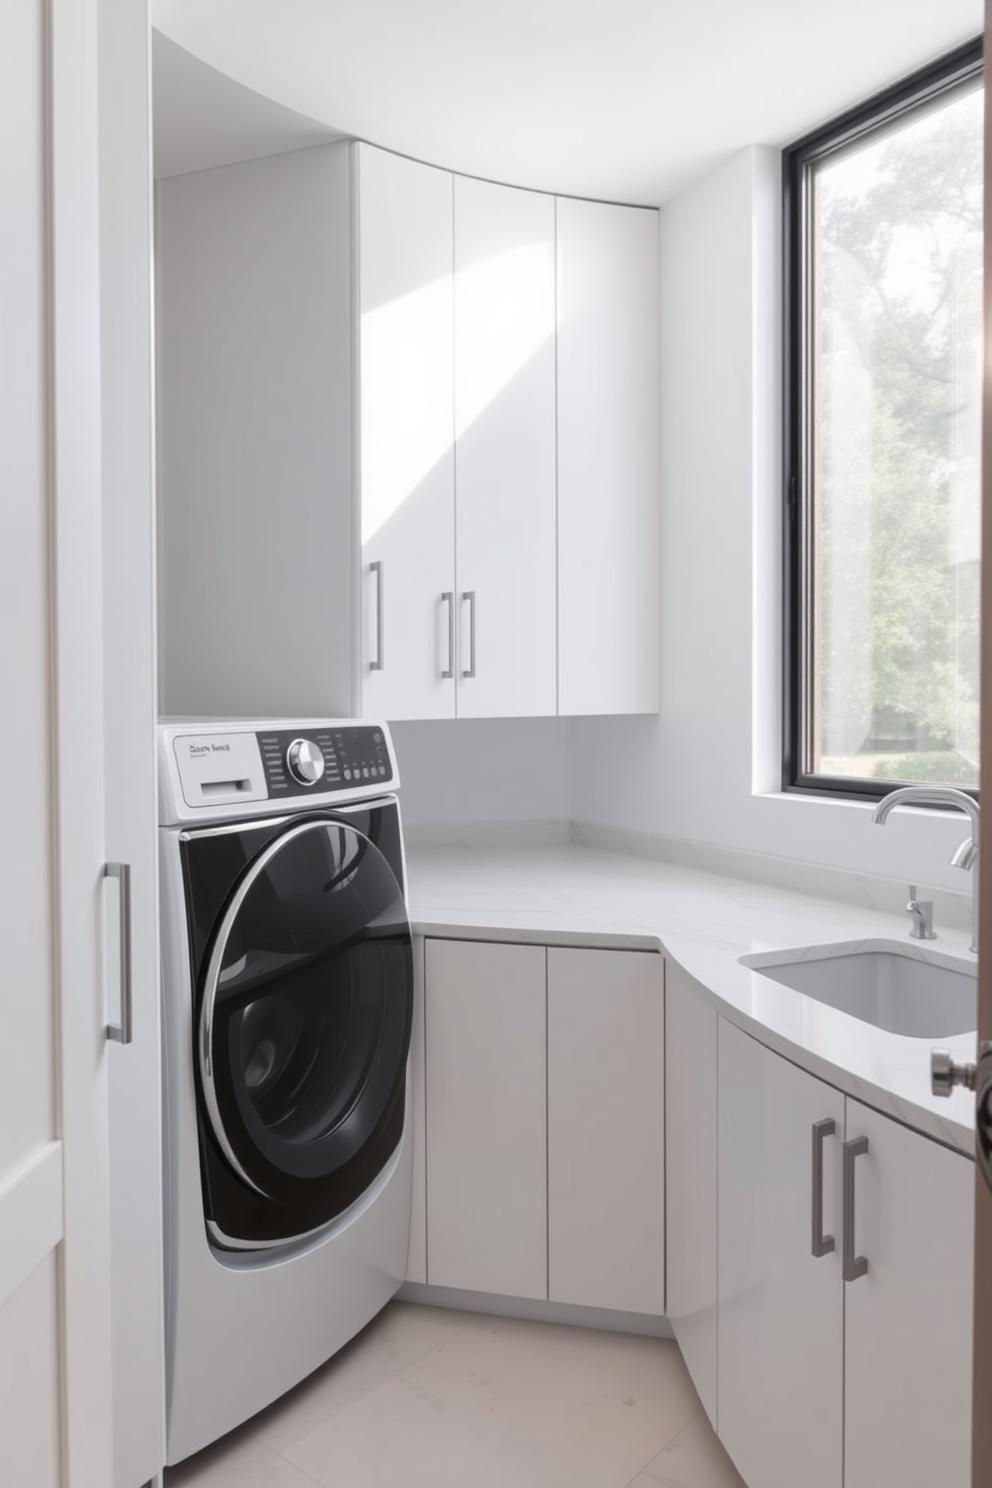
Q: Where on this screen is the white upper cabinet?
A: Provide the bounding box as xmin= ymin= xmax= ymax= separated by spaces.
xmin=556 ymin=196 xmax=660 ymax=715
xmin=358 ymin=146 xmax=456 ymax=721
xmin=157 ymin=141 xmax=659 ymax=723
xmin=453 ymin=175 xmax=557 ymax=718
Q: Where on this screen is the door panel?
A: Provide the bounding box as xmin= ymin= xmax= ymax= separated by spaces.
xmin=425 ymin=939 xmax=547 ymax=1298
xmin=0 ymin=2 xmax=66 ymax=1480
xmin=665 ymin=964 xmax=718 ymax=1424
xmin=844 ymin=1101 xmax=973 ymax=1488
xmin=547 ymin=947 xmax=664 ymax=1312
xmin=556 ymin=195 xmax=659 ymax=715
xmin=0 ymin=1253 xmax=61 ymax=1488
xmin=359 ymin=145 xmax=456 ymax=721
xmin=454 ymin=176 xmax=557 ymax=717
xmin=718 ymin=1020 xmax=843 ymax=1488
xmin=0 ymin=0 xmax=115 ymax=1481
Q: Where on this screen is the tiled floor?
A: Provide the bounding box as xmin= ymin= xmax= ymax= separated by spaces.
xmin=163 ymin=1302 xmax=746 ymax=1488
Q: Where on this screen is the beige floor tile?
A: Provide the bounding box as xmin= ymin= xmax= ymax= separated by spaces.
xmin=254 ymin=1301 xmax=488 ymax=1454
xmin=639 ymin=1412 xmax=747 ymax=1488
xmin=283 ymin=1315 xmax=701 ymax=1488
xmin=164 ymin=1432 xmax=323 ymax=1487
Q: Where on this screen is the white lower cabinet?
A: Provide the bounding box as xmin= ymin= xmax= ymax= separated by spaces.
xmin=842 ymin=1098 xmax=973 ymax=1488
xmin=716 ymin=1018 xmax=974 ymax=1488
xmin=425 ymin=939 xmax=547 ymax=1298
xmin=664 ymin=963 xmax=718 ymax=1425
xmin=718 ymin=1020 xmax=844 ymax=1488
xmin=547 ymin=947 xmax=664 ymax=1313
xmin=423 ymin=938 xmax=664 ymax=1310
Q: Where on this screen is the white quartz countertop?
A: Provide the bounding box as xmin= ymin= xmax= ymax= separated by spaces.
xmin=406 ymin=841 xmax=977 ymax=1157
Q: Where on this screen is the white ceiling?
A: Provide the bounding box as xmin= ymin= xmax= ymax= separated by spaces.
xmin=152 ymin=0 xmax=982 ymax=204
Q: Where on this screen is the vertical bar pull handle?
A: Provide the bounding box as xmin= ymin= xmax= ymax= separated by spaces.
xmin=811 ymin=1117 xmax=836 ymax=1257
xmin=461 ymin=590 xmax=476 ymax=678
xmin=104 ymin=861 xmax=133 ymax=1045
xmin=441 ymin=592 xmax=454 ymax=678
xmin=369 ymin=560 xmax=384 ymax=671
xmin=843 ymin=1135 xmax=869 ymax=1281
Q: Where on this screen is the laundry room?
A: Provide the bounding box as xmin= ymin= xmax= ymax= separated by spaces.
xmin=1 ymin=3 xmax=988 ymax=1487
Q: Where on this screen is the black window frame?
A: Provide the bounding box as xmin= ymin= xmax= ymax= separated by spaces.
xmin=783 ymin=37 xmax=984 ymax=804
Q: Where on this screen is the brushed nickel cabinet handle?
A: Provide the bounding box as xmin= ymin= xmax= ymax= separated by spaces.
xmin=104 ymin=861 xmax=133 ymax=1045
xmin=461 ymin=590 xmax=476 ymax=678
xmin=843 ymin=1135 xmax=869 ymax=1281
xmin=441 ymin=591 xmax=454 ymax=678
xmin=369 ymin=560 xmax=384 ymax=671
xmin=811 ymin=1118 xmax=836 ymax=1258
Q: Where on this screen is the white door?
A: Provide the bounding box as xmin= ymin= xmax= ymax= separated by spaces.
xmin=843 ymin=1100 xmax=973 ymax=1488
xmin=100 ymin=0 xmax=164 ymax=1482
xmin=359 ymin=146 xmax=456 ymax=721
xmin=453 ymin=176 xmax=557 ymax=717
xmin=546 ymin=947 xmax=664 ymax=1311
xmin=1 ymin=0 xmax=114 ymax=1484
xmin=424 ymin=939 xmax=547 ymax=1298
xmin=665 ymin=963 xmax=718 ymax=1423
xmin=556 ymin=195 xmax=660 ymax=716
xmin=717 ymin=1020 xmax=843 ymax=1488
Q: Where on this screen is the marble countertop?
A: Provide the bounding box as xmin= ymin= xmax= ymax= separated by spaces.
xmin=405 ymin=841 xmax=977 ymax=1156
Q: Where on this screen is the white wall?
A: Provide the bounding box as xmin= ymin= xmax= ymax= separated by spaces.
xmin=569 ymin=145 xmax=975 ymax=893
xmin=391 ymin=718 xmax=571 ymax=827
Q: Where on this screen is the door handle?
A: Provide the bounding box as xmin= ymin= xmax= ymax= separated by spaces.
xmin=104 ymin=861 xmax=133 ymax=1045
xmin=461 ymin=590 xmax=476 ymax=678
xmin=842 ymin=1136 xmax=869 ymax=1281
xmin=441 ymin=592 xmax=454 ymax=679
xmin=811 ymin=1118 xmax=836 ymax=1258
xmin=369 ymin=560 xmax=384 ymax=671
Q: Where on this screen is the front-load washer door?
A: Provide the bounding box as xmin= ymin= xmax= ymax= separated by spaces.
xmin=197 ymin=817 xmax=412 ymax=1231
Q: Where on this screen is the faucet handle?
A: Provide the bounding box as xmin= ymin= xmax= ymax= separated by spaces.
xmin=906 ymin=886 xmax=936 ymax=941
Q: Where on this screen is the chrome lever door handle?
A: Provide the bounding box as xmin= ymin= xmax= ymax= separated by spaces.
xmin=104 ymin=862 xmax=133 ymax=1045
xmin=811 ymin=1118 xmax=836 ymax=1258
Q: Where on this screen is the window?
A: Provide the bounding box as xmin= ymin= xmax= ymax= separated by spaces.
xmin=784 ymin=41 xmax=983 ymax=800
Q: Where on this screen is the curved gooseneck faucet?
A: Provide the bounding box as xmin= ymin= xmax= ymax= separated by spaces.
xmin=871 ymin=786 xmax=980 ymax=954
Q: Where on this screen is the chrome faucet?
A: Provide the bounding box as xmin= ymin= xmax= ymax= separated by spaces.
xmin=871 ymin=786 xmax=980 ymax=954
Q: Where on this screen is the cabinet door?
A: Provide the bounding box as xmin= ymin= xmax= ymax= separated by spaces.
xmin=665 ymin=964 xmax=717 ymax=1424
xmin=547 ymin=947 xmax=664 ymax=1312
xmin=453 ymin=176 xmax=557 ymax=718
xmin=425 ymin=939 xmax=547 ymax=1298
xmin=359 ymin=145 xmax=456 ymax=721
xmin=556 ymin=197 xmax=659 ymax=715
xmin=843 ymin=1100 xmax=973 ymax=1488
xmin=718 ymin=1020 xmax=843 ymax=1488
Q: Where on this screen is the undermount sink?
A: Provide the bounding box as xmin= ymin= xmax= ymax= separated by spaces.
xmin=738 ymin=940 xmax=977 ymax=1038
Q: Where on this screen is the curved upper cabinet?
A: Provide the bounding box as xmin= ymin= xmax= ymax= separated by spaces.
xmin=156 ymin=139 xmax=659 ymax=722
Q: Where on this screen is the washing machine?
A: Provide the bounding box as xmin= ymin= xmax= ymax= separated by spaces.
xmin=158 ymin=718 xmax=414 ymax=1465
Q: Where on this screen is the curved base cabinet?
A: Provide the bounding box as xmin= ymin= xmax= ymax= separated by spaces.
xmin=666 ymin=962 xmax=974 ymax=1488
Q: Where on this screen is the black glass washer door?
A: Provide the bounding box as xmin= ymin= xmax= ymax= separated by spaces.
xmin=198 ymin=818 xmax=412 ymax=1210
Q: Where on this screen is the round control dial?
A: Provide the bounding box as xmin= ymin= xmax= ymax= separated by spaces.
xmin=286 ymin=738 xmax=326 ymax=786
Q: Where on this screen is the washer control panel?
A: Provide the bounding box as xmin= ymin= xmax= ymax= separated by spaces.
xmin=162 ymin=718 xmax=399 ymax=823
xmin=257 ymin=724 xmax=393 ymax=799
